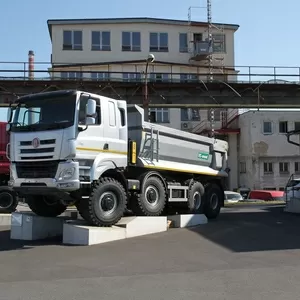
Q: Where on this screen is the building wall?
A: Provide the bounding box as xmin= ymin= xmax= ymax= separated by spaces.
xmin=238 ymin=110 xmax=300 ymax=190
xmin=50 ymin=22 xmax=236 ymax=66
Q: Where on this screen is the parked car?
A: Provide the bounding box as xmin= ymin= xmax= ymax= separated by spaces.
xmin=224 ymin=191 xmax=243 ymax=203
xmin=248 ymin=190 xmax=284 ymax=201
xmin=284 ymin=177 xmax=300 ymax=201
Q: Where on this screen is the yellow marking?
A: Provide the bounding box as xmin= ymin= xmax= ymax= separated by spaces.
xmin=131 ymin=141 xmax=137 ymax=164
xmin=76 ymin=147 xmax=127 ymax=155
xmin=143 ymin=164 xmax=226 ymax=177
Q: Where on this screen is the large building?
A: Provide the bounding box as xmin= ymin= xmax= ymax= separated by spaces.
xmin=238 ymin=110 xmax=300 ymax=191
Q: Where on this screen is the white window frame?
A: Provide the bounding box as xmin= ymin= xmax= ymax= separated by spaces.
xmin=122 ymin=31 xmax=141 ymax=51
xmin=63 ymin=30 xmax=82 ymax=50
xmin=150 ymin=108 xmax=169 ymax=123
xmin=262 ymin=121 xmax=273 ymax=135
xmin=91 ymin=31 xmax=111 ymax=51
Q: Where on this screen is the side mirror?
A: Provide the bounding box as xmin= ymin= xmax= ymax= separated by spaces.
xmin=86 ymin=117 xmax=96 ymax=125
xmin=6 ymin=123 xmax=11 ymax=132
xmin=7 ymin=107 xmax=13 ymax=123
xmin=86 ymin=98 xmax=96 ymax=116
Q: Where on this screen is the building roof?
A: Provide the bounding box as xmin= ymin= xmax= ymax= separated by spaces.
xmin=47 ymin=17 xmax=239 ymax=39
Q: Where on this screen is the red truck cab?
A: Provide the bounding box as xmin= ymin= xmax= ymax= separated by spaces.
xmin=0 ymin=121 xmax=18 ymax=213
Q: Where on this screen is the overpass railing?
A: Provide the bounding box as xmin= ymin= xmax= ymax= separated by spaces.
xmin=0 ymin=61 xmax=300 ymax=84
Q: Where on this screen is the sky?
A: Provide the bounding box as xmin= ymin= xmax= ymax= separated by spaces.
xmin=0 ymin=0 xmax=300 ymax=119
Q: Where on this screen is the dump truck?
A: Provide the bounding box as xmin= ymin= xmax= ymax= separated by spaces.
xmin=6 ymin=90 xmax=229 ymax=227
xmin=0 ymin=121 xmax=18 ymax=213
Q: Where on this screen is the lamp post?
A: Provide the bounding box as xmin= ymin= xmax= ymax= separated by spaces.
xmin=143 ymin=54 xmax=155 ymax=122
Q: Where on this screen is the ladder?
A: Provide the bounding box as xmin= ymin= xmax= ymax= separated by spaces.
xmin=140 ymin=127 xmax=160 ymax=162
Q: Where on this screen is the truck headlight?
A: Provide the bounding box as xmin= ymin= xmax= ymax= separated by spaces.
xmin=59 ymin=168 xmax=75 ymax=180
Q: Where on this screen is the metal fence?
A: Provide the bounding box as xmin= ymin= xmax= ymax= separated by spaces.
xmin=0 ymin=61 xmax=300 ymax=84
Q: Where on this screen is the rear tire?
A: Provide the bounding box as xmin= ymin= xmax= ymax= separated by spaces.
xmin=203 ymin=183 xmax=223 ymax=219
xmin=77 ymin=177 xmax=127 ymax=227
xmin=0 ymin=187 xmax=18 ymax=213
xmin=187 ymin=181 xmax=205 ymax=214
xmin=131 ymin=176 xmax=167 ymax=216
xmin=26 ymin=195 xmax=67 ymax=217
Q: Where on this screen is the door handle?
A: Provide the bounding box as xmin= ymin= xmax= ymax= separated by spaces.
xmin=103 ymin=143 xmax=109 ymax=150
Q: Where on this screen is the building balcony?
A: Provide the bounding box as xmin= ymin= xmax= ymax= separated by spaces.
xmin=190 ymin=41 xmax=212 ymax=61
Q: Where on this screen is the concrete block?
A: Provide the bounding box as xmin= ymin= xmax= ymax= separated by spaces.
xmin=63 ymin=220 xmax=126 ymax=246
xmin=0 ymin=214 xmax=12 ymax=226
xmin=62 ymin=216 xmax=168 ymax=246
xmin=10 ymin=212 xmax=68 ymax=241
xmin=168 ymin=214 xmax=208 ymax=228
xmin=117 ymin=216 xmax=168 ymax=238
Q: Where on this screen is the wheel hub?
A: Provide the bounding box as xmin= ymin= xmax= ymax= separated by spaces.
xmin=0 ymin=192 xmax=13 ymax=209
xmin=145 ymin=186 xmax=159 ymax=206
xmin=99 ymin=192 xmax=117 ymax=215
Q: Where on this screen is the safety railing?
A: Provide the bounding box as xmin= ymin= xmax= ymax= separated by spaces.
xmin=1 ymin=61 xmax=300 ymax=84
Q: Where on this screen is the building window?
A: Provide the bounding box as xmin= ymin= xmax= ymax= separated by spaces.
xmin=122 ymin=73 xmax=141 ymax=82
xmin=207 ymin=109 xmax=221 ymax=122
xmin=212 ymin=34 xmax=226 ymax=53
xmin=149 ymin=32 xmax=168 ymax=52
xmin=179 ymin=33 xmax=188 ymax=52
xmin=150 ymin=73 xmax=169 ymax=82
xmin=181 ymin=108 xmax=200 ymax=121
xmin=279 ymin=162 xmax=289 ymax=173
xmin=263 ymin=121 xmax=272 ymax=134
xmin=180 ymin=74 xmax=198 ymax=82
xmin=122 ymin=32 xmax=141 ymax=51
xmin=279 ymin=121 xmax=288 ymax=133
xmin=240 ymin=162 xmax=246 ymax=173
xmin=61 ymin=71 xmax=82 ymax=80
xmin=63 ymin=30 xmax=82 ymax=50
xmin=295 ymin=121 xmax=300 ymax=131
xmin=150 ymin=108 xmax=169 ymax=123
xmin=91 ymin=72 xmax=110 ymax=81
xmin=263 ymin=162 xmax=273 ymax=173
xmin=91 ymin=31 xmax=111 ymax=51
xmin=295 ymin=162 xmax=300 ymax=173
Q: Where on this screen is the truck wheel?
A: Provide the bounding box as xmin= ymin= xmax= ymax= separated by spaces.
xmin=188 ymin=181 xmax=205 ymax=214
xmin=26 ymin=195 xmax=67 ymax=217
xmin=204 ymin=183 xmax=223 ymax=219
xmin=131 ymin=176 xmax=166 ymax=216
xmin=0 ymin=187 xmax=18 ymax=213
xmin=80 ymin=177 xmax=127 ymax=227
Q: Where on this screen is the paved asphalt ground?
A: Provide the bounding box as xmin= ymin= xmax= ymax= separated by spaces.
xmin=1 ymin=204 xmax=300 ymax=299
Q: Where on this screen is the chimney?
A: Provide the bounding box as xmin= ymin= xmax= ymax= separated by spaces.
xmin=28 ymin=50 xmax=34 ymax=80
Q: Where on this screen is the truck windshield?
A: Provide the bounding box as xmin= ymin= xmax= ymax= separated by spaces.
xmin=10 ymin=95 xmax=76 ymax=132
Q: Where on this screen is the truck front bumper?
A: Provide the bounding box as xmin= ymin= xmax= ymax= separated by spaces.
xmin=9 ymin=160 xmax=80 ymax=195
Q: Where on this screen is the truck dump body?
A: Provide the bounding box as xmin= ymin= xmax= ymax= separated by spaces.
xmin=0 ymin=122 xmax=10 ymax=175
xmin=127 ymin=105 xmax=228 ymax=177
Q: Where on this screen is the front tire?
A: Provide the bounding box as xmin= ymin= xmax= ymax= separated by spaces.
xmin=77 ymin=177 xmax=127 ymax=227
xmin=26 ymin=195 xmax=67 ymax=217
xmin=0 ymin=187 xmax=18 ymax=213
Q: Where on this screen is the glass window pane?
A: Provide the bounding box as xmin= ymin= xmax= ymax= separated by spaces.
xmin=150 ymin=33 xmax=158 ymax=46
xmin=92 ymin=31 xmax=100 ymax=45
xmin=162 ymin=111 xmax=169 ymax=122
xmin=73 ymin=31 xmax=82 ymax=45
xmin=122 ymin=32 xmax=131 ymax=45
xmin=179 ymin=33 xmax=188 ymax=51
xmin=181 ymin=108 xmax=189 ymax=121
xmin=102 ymin=32 xmax=110 ymax=46
xmin=132 ymin=32 xmax=140 ymax=46
xmin=63 ymin=31 xmax=72 ymax=45
xmin=159 ymin=33 xmax=168 ymax=47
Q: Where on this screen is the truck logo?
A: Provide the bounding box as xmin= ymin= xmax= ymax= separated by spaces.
xmin=198 ymin=152 xmax=209 ymax=160
xmin=32 ymin=138 xmax=40 ymax=148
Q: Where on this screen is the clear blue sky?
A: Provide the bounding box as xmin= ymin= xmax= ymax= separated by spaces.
xmin=1 ymin=0 xmax=299 ymax=67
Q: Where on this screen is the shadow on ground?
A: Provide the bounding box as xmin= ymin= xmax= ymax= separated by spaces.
xmin=0 ymin=228 xmax=62 ymax=252
xmin=189 ymin=204 xmax=300 ymax=253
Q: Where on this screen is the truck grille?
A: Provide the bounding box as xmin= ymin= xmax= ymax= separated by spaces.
xmin=16 ymin=161 xmax=59 ymax=178
xmin=19 ymin=139 xmax=56 ymax=160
